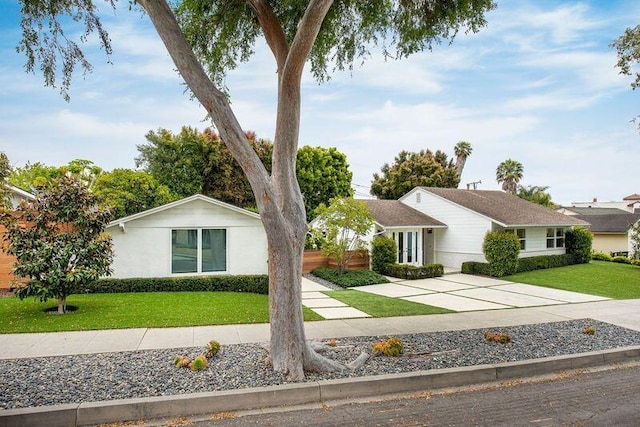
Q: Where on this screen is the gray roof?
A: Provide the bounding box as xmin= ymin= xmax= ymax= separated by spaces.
xmin=574 ymin=213 xmax=640 ymax=233
xmin=419 ymin=188 xmax=590 ymax=227
xmin=560 ymin=207 xmax=631 ymax=216
xmin=364 ymin=200 xmax=446 ymax=228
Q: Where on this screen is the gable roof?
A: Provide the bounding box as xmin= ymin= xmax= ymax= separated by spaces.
xmin=107 ymin=194 xmax=260 ymax=228
xmin=559 ymin=207 xmax=630 ymax=216
xmin=574 ymin=212 xmax=640 ymax=233
xmin=364 ymin=200 xmax=446 ymax=228
xmin=416 ymin=187 xmax=589 ymax=227
xmin=624 ymin=193 xmax=640 ymax=201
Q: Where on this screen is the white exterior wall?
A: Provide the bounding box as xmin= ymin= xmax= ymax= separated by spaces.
xmin=107 ymin=199 xmax=268 ymax=278
xmin=402 ymin=189 xmax=493 ymax=268
xmin=516 ymin=227 xmax=566 ymax=257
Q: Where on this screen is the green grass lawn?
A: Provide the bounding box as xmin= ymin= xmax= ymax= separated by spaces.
xmin=324 ymin=290 xmax=452 ymax=317
xmin=503 ymin=261 xmax=640 ymax=299
xmin=0 ymin=292 xmax=323 ymax=334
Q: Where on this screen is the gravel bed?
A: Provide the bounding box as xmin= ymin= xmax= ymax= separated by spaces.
xmin=303 ymin=273 xmax=343 ymax=290
xmin=2 ymin=319 xmax=640 ymax=410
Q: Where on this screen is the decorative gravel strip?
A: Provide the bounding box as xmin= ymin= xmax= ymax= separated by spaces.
xmin=2 ymin=319 xmax=640 ymax=410
xmin=303 ymin=273 xmax=343 ymax=290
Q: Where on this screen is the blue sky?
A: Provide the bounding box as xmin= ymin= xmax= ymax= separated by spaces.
xmin=0 ymin=0 xmax=638 ymax=205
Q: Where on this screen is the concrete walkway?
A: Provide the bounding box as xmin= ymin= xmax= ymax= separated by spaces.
xmin=3 ymin=298 xmax=640 ymax=360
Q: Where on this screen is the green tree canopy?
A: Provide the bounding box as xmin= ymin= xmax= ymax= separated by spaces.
xmin=370 ymin=149 xmax=459 ymax=200
xmin=8 ymin=162 xmax=61 ymax=191
xmin=516 ymin=185 xmax=556 ymax=209
xmin=0 ymin=175 xmax=113 ymax=314
xmin=496 ymin=159 xmax=524 ymax=194
xmin=93 ymin=169 xmax=176 ymax=218
xmin=0 ymin=152 xmax=12 ymax=208
xmin=297 ymin=146 xmax=353 ymax=220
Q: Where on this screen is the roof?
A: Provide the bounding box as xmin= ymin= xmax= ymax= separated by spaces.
xmin=107 ymin=194 xmax=260 ymax=227
xmin=364 ymin=200 xmax=446 ymax=228
xmin=574 ymin=213 xmax=640 ymax=233
xmin=415 ymin=187 xmax=590 ymax=227
xmin=6 ymin=185 xmax=35 ymax=200
xmin=559 ymin=207 xmax=630 ymax=216
xmin=623 ymin=193 xmax=640 ymax=201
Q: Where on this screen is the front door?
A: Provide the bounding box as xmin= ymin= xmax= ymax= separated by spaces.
xmin=393 ymin=230 xmax=420 ymax=266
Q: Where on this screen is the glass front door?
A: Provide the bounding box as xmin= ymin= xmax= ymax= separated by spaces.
xmin=393 ymin=230 xmax=420 ymax=266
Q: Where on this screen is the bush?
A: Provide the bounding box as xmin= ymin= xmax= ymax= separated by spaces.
xmin=372 ymin=337 xmax=403 ymax=357
xmin=461 ymin=261 xmax=492 ymax=276
xmin=311 ymin=267 xmax=389 ymax=288
xmin=612 ymin=256 xmax=632 ymax=264
xmin=591 ymin=251 xmax=613 ymax=262
xmin=516 ymin=254 xmax=575 ymax=272
xmin=384 ymin=263 xmax=444 ymax=280
xmin=371 ymin=236 xmax=397 ymax=274
xmin=632 ymin=259 xmax=640 ymax=267
xmin=482 ymin=232 xmax=520 ymax=277
xmin=565 ymin=226 xmax=593 ymax=264
xmin=71 ymin=275 xmax=269 ymax=295
xmin=206 ymin=340 xmax=221 ymax=358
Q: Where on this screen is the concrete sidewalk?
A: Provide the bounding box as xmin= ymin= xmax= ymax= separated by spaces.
xmin=3 ymin=298 xmax=640 ymax=360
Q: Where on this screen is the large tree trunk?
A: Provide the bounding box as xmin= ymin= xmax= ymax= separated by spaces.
xmin=57 ymin=296 xmax=66 ymax=314
xmin=139 ymin=0 xmax=339 ymax=380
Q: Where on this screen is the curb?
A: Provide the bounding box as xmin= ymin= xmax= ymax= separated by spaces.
xmin=2 ymin=346 xmax=640 ymax=426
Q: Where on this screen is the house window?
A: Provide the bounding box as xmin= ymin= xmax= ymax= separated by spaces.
xmin=506 ymin=228 xmax=526 ymax=250
xmin=172 ymin=229 xmax=226 ymax=274
xmin=546 ymin=228 xmax=565 ymax=249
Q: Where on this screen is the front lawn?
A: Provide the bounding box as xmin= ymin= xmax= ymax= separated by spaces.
xmin=324 ymin=290 xmax=452 ymax=317
xmin=0 ymin=292 xmax=323 ymax=334
xmin=503 ymin=261 xmax=640 ymax=299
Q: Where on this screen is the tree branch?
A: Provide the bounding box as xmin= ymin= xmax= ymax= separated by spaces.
xmin=137 ymin=0 xmax=274 ymax=213
xmin=247 ymin=0 xmax=288 ymax=71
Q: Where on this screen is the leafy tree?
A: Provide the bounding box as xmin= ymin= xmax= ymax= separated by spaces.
xmin=516 ymin=185 xmax=556 ymax=209
xmin=0 ymin=152 xmax=12 ymax=208
xmin=297 ymin=146 xmax=353 ymax=221
xmin=0 ymin=176 xmax=113 ymax=314
xmin=8 ymin=162 xmax=61 ymax=192
xmin=62 ymin=159 xmax=103 ymax=188
xmin=313 ymin=198 xmax=373 ymax=274
xmin=137 ymin=127 xmax=273 ymax=208
xmin=93 ymin=169 xmax=176 ymax=218
xmin=612 ymin=25 xmax=640 ymax=127
xmin=371 ymin=149 xmax=459 ymax=200
xmin=453 ymin=141 xmax=473 ymax=180
xmin=496 ymin=159 xmax=524 ymax=194
xmin=17 ymin=0 xmax=495 ymax=380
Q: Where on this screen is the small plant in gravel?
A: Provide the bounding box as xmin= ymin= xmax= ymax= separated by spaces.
xmin=327 ymin=338 xmax=337 ymax=347
xmin=484 ymin=331 xmax=511 ymax=343
xmin=582 ymin=326 xmax=596 ymax=335
xmin=206 ymin=340 xmax=221 ymax=358
xmin=173 ymin=355 xmax=191 ymax=368
xmin=189 ymin=355 xmax=209 ymax=371
xmin=372 ymin=336 xmax=403 ymax=357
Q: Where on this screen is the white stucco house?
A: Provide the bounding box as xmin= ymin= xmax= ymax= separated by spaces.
xmin=364 ymin=187 xmax=589 ymax=269
xmin=106 ymin=194 xmax=268 ymax=279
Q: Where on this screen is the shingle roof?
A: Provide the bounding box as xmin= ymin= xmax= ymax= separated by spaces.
xmin=364 ymin=200 xmax=446 ymax=228
xmin=418 ymin=188 xmax=589 ymax=227
xmin=561 ymin=207 xmax=630 ymax=216
xmin=623 ymin=193 xmax=640 ymax=201
xmin=574 ymin=213 xmax=640 ymax=233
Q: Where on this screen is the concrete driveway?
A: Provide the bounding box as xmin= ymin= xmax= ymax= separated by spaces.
xmin=302 ymin=274 xmax=609 ymax=319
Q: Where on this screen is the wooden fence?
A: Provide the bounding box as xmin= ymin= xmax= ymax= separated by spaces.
xmin=302 ymin=250 xmax=370 ymax=274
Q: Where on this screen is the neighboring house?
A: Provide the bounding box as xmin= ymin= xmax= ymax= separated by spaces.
xmin=559 ymin=206 xmax=640 ymax=255
xmin=363 ymin=187 xmax=588 ymax=269
xmin=569 ymin=193 xmax=640 ymax=213
xmin=106 ymin=194 xmax=268 ymax=279
xmin=0 ymin=186 xmax=36 ymax=291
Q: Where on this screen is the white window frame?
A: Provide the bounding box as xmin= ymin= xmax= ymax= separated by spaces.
xmin=506 ymin=228 xmax=526 ymax=250
xmin=170 ymin=228 xmax=228 ymax=275
xmin=546 ymin=227 xmax=565 ymax=249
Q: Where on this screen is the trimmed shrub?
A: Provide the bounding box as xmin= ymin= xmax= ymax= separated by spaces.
xmin=461 ymin=261 xmax=492 ymax=276
xmin=632 ymin=259 xmax=640 ymax=267
xmin=482 ymin=231 xmax=520 ymax=277
xmin=311 ymin=267 xmax=389 ymax=288
xmin=516 ymin=254 xmax=575 ymax=272
xmin=71 ymin=275 xmax=269 ymax=295
xmin=371 ymin=236 xmax=397 ymax=274
xmin=384 ymin=263 xmax=444 ymax=280
xmin=612 ymin=256 xmax=632 ymax=264
xmin=591 ymin=251 xmax=613 ymax=262
xmin=565 ymin=226 xmax=593 ymax=264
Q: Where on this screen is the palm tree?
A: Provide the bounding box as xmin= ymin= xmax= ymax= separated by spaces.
xmin=454 ymin=141 xmax=473 ymax=179
xmin=496 ymin=159 xmax=524 ymax=194
xmin=516 ymin=185 xmax=556 ymax=208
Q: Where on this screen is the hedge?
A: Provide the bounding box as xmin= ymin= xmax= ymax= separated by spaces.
xmin=71 ymin=275 xmax=269 ymax=295
xmin=384 ymin=263 xmax=444 ymax=280
xmin=311 ymin=267 xmax=389 ymax=288
xmin=461 ymin=254 xmax=576 ymax=277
